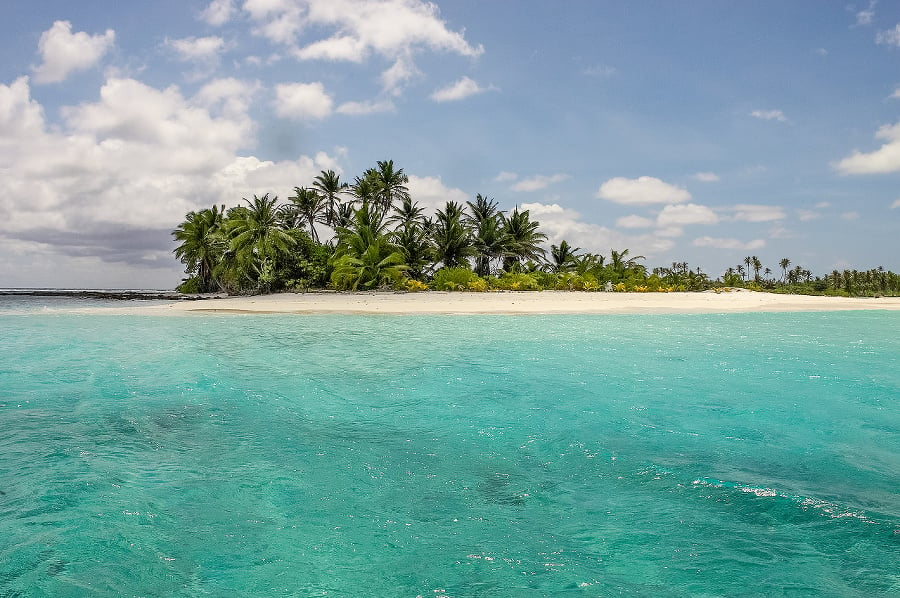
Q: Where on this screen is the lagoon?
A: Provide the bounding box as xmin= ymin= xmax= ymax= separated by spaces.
xmin=1 ymin=304 xmax=898 ymax=596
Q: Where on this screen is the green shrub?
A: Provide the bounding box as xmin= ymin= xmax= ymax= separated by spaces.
xmin=552 ymin=272 xmax=599 ymax=291
xmin=432 ymin=267 xmax=485 ymax=291
xmin=176 ymin=276 xmax=200 ymax=294
xmin=489 ymin=272 xmax=541 ymax=291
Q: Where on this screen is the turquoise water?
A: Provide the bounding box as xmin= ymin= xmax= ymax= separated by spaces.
xmin=1 ymin=305 xmax=898 ymax=596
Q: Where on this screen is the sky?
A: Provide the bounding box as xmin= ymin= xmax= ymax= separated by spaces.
xmin=1 ymin=0 xmax=899 ymax=289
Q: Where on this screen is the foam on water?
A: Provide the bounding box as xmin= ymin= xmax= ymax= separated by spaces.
xmin=1 ymin=306 xmax=898 ymax=596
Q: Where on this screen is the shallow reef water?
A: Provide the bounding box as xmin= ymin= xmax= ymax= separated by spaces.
xmin=1 ymin=306 xmax=898 ymax=596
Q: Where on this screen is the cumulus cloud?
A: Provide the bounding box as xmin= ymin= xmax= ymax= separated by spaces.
xmin=692 ymin=171 xmax=720 ymax=182
xmin=244 ymin=0 xmax=483 ymax=95
xmin=656 ymin=203 xmax=719 ymax=227
xmin=511 ymin=174 xmax=569 ymax=192
xmin=248 ymin=0 xmax=483 ymax=56
xmin=876 ymin=24 xmax=900 ymax=46
xmin=431 ymin=76 xmax=492 ymax=102
xmin=494 ymin=171 xmax=517 ymax=182
xmin=406 ymin=175 xmax=469 ymax=213
xmin=335 ymin=99 xmax=395 ymax=115
xmin=892 ymin=199 xmax=900 ymax=209
xmin=615 ymin=215 xmax=654 ymax=229
xmin=835 ymin=121 xmax=900 ymax=174
xmin=165 ymin=36 xmax=227 ymax=63
xmin=0 ymin=75 xmax=341 ymax=286
xmin=729 ymin=204 xmax=786 ymax=222
xmin=693 ymin=237 xmax=766 ymax=251
xmin=750 ymin=109 xmax=787 ymax=122
xmin=32 ymin=21 xmax=115 ymax=84
xmin=519 ymin=202 xmax=674 ymax=257
xmin=596 ymin=176 xmax=691 ymax=205
xmin=380 ymin=54 xmax=420 ymax=95
xmin=201 ymin=0 xmax=235 ymax=26
xmin=274 ymin=82 xmax=333 ymax=120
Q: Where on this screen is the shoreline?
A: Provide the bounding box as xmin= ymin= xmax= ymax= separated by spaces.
xmin=73 ymin=290 xmax=900 ymax=316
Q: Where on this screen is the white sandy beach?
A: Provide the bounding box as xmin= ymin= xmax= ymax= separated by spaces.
xmin=98 ymin=290 xmax=900 ymax=315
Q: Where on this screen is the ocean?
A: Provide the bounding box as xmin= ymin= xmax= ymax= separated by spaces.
xmin=1 ymin=298 xmax=898 ymax=596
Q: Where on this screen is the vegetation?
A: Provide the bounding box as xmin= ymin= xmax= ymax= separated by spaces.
xmin=173 ymin=161 xmax=900 ymax=297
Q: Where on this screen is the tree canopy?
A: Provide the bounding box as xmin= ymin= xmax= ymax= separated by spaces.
xmin=173 ymin=161 xmax=900 ymax=297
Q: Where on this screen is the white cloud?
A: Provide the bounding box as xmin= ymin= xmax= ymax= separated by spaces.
xmin=335 ymin=99 xmax=395 ymax=115
xmin=596 ymin=176 xmax=691 ymax=205
xmin=730 ymin=204 xmax=786 ymax=222
xmin=841 ymin=211 xmax=860 ymax=220
xmin=274 ymin=82 xmax=333 ymax=120
xmin=616 ymin=215 xmax=654 ymax=229
xmin=797 ymin=210 xmax=821 ymax=222
xmin=406 ymin=175 xmax=469 ymax=213
xmin=201 ymin=0 xmax=235 ymax=26
xmin=518 ymin=202 xmax=674 ymax=257
xmin=294 ymin=35 xmax=367 ymax=62
xmin=165 ymin=36 xmax=226 ymax=62
xmin=494 ymin=171 xmax=517 ymax=182
xmin=431 ymin=76 xmax=492 ymax=102
xmin=876 ymin=24 xmax=900 ymax=46
xmin=750 ymin=109 xmax=787 ymax=122
xmin=815 ymin=201 xmax=831 ymax=208
xmin=835 ymin=121 xmax=900 ymax=174
xmin=511 ymin=173 xmax=569 ymax=192
xmin=857 ymin=1 xmax=876 ymax=26
xmin=243 ymin=0 xmax=305 ymax=45
xmin=892 ymin=199 xmax=900 ymax=209
xmin=656 ymin=203 xmax=719 ymax=227
xmin=243 ymin=0 xmax=483 ymax=96
xmin=0 ymin=75 xmax=342 ymax=285
xmin=380 ymin=54 xmax=420 ymax=95
xmin=693 ymin=237 xmax=766 ymax=251
xmin=892 ymin=87 xmax=900 ymax=99
xmin=815 ymin=47 xmax=828 ymax=56
xmin=32 ymin=21 xmax=115 ymax=84
xmin=692 ymin=171 xmax=720 ymax=182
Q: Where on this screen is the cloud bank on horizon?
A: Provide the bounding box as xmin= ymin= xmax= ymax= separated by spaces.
xmin=0 ymin=0 xmax=899 ymax=288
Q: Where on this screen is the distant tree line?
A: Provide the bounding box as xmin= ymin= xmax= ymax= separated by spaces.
xmin=173 ymin=160 xmax=900 ymax=297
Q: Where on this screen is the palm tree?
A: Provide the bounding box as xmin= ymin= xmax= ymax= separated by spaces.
xmin=227 ymin=194 xmax=296 ymax=292
xmin=373 ymin=160 xmax=409 ymax=220
xmin=574 ymin=253 xmax=605 ymax=277
xmin=388 ymin=196 xmax=426 ymax=230
xmin=751 ymin=256 xmax=762 ymax=282
xmin=466 ymin=194 xmax=500 ymax=224
xmin=283 ymin=186 xmax=326 ymax=243
xmin=500 ymin=207 xmax=547 ymax=271
xmin=172 ymin=205 xmax=226 ymax=292
xmin=743 ymin=256 xmax=752 ymax=281
xmin=432 ymin=201 xmax=473 ymax=269
xmin=466 ymin=195 xmax=504 ymax=277
xmin=391 ymin=219 xmax=432 ymax=280
xmin=779 ymin=258 xmax=791 ymax=283
xmin=331 ymin=202 xmax=407 ymax=289
xmin=549 ymin=240 xmax=580 ymax=273
xmin=610 ymin=248 xmax=645 ymax=278
xmin=312 ymin=169 xmax=349 ymax=228
xmin=332 ymin=201 xmax=356 ymax=229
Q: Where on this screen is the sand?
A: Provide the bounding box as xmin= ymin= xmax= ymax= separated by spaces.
xmin=97 ymin=290 xmax=900 ymax=315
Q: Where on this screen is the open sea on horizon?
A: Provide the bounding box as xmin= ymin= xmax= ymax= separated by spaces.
xmin=1 ymin=298 xmax=898 ymax=596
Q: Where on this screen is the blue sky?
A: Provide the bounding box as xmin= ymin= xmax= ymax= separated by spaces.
xmin=1 ymin=0 xmax=899 ymax=288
